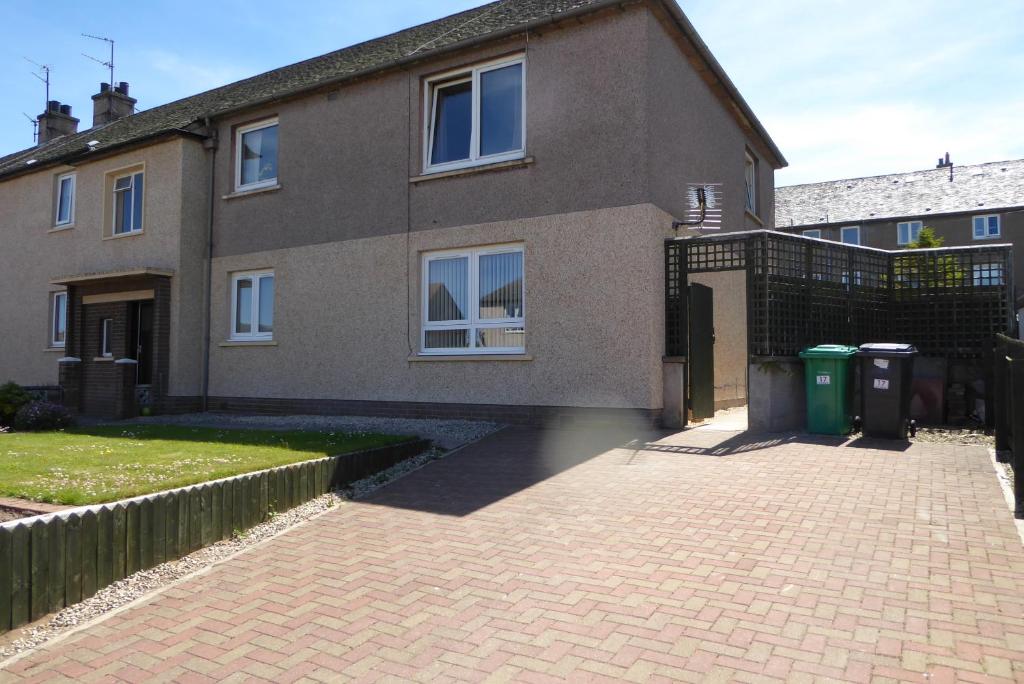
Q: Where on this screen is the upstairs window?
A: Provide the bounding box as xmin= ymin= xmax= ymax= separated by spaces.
xmin=744 ymin=152 xmax=758 ymax=215
xmin=802 ymin=229 xmax=822 ymax=239
xmin=236 ymin=118 xmax=279 ymax=191
xmin=841 ymin=226 xmax=860 ymax=245
xmin=425 ymin=56 xmax=525 ymax=173
xmin=113 ymin=171 xmax=144 ymax=235
xmin=231 ymin=271 xmax=275 ymax=340
xmin=51 ymin=292 xmax=67 ymax=348
xmin=55 ymin=172 xmax=75 ymax=227
xmin=972 ymin=214 xmax=1000 ymax=240
xmin=422 ymin=245 xmax=524 ymax=354
xmin=897 ymin=220 xmax=922 ymax=246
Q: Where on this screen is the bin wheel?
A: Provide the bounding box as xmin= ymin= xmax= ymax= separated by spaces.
xmin=853 ymin=416 xmax=862 ymax=432
xmin=908 ymin=420 xmax=917 ymax=439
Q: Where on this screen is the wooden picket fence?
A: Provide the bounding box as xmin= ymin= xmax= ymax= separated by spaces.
xmin=994 ymin=334 xmax=1024 ymax=519
xmin=0 ymin=438 xmax=428 ymax=634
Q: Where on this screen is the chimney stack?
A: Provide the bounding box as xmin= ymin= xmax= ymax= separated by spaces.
xmin=36 ymin=100 xmax=79 ymax=144
xmin=91 ymin=81 xmax=136 ymax=126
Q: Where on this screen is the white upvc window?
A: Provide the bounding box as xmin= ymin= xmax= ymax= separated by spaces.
xmin=897 ymin=220 xmax=922 ymax=246
xmin=802 ymin=229 xmax=822 ymax=239
xmin=55 ymin=172 xmax=75 ymax=227
xmin=744 ymin=152 xmax=758 ymax=215
xmin=100 ymin=318 xmax=113 ymax=357
xmin=972 ymin=214 xmax=1000 ymax=240
xmin=112 ymin=171 xmax=144 ymax=234
xmin=231 ymin=271 xmax=275 ymax=340
xmin=424 ymin=55 xmax=525 ymax=174
xmin=51 ymin=292 xmax=67 ymax=348
xmin=841 ymin=225 xmax=860 ymax=245
xmin=235 ymin=118 xmax=279 ymax=191
xmin=972 ymin=263 xmax=1004 ymax=286
xmin=421 ymin=244 xmax=525 ymax=355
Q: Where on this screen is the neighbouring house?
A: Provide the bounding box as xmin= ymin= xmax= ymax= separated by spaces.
xmin=0 ymin=0 xmax=785 ymax=424
xmin=775 ymin=157 xmax=1024 ymax=338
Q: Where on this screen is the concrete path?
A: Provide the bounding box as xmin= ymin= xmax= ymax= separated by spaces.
xmin=2 ymin=426 xmax=1023 ymax=682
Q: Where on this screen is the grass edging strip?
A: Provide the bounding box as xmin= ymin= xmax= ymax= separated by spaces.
xmin=0 ymin=437 xmax=429 ymax=635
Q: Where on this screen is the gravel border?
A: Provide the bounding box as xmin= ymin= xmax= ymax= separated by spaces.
xmin=913 ymin=427 xmax=994 ymax=447
xmin=0 ymin=438 xmax=483 ymax=664
xmin=117 ymin=413 xmax=500 ymax=450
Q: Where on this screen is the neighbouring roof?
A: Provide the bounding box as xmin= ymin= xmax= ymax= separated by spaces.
xmin=775 ymin=158 xmax=1024 ymax=228
xmin=0 ymin=0 xmax=784 ymax=181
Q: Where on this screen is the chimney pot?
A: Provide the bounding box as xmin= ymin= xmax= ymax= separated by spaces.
xmin=100 ymin=82 xmax=110 ymax=92
xmin=117 ymin=81 xmax=129 ymax=95
xmin=59 ymin=104 xmax=72 ymax=116
xmin=48 ymin=100 xmax=60 ymax=112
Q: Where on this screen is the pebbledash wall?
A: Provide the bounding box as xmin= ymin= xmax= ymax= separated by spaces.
xmin=0 ymin=138 xmax=208 ymax=402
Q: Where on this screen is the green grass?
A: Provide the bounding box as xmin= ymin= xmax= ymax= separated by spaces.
xmin=0 ymin=425 xmax=412 ymax=506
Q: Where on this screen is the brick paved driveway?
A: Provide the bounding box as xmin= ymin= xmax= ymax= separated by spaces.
xmin=3 ymin=426 xmax=1023 ymax=682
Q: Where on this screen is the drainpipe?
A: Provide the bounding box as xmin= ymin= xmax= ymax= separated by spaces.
xmin=200 ymin=118 xmax=218 ymax=412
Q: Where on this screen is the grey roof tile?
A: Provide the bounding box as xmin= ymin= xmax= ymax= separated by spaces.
xmin=775 ymin=159 xmax=1024 ymax=228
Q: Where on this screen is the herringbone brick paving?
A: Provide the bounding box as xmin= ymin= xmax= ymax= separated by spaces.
xmin=2 ymin=426 xmax=1023 ymax=682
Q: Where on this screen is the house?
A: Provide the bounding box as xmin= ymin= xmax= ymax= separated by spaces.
xmin=0 ymin=0 xmax=785 ymax=424
xmin=775 ymin=158 xmax=1024 ymax=337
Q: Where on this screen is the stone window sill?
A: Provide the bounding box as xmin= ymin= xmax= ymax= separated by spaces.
xmin=44 ymin=347 xmax=66 ymax=353
xmin=49 ymin=225 xmax=74 ymax=234
xmin=103 ymin=230 xmax=144 ymax=241
xmin=222 ymin=184 xmax=282 ymax=201
xmin=408 ymin=354 xmax=533 ymax=362
xmin=219 ymin=340 xmax=278 ymax=347
xmin=410 ymin=157 xmax=534 ymax=184
xmin=92 ymin=357 xmax=114 ymax=362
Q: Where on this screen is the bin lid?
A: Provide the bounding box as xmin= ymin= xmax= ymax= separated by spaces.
xmin=856 ymin=343 xmax=918 ymax=357
xmin=798 ymin=344 xmax=858 ymax=359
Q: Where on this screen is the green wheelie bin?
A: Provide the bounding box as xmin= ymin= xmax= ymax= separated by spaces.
xmin=798 ymin=345 xmax=858 ymax=435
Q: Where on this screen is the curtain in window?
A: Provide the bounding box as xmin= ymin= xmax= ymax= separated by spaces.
xmin=480 ymin=63 xmax=522 ymax=157
xmin=427 ymin=257 xmax=468 ymax=321
xmin=478 ymin=252 xmax=523 ymax=319
xmin=431 ymin=81 xmax=472 ymax=165
xmin=241 ymin=125 xmax=279 ymax=185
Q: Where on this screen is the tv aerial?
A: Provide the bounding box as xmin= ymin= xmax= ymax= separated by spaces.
xmin=82 ymin=33 xmax=115 ymax=85
xmin=24 ymin=57 xmax=51 ymax=110
xmin=22 ymin=113 xmax=39 ymax=143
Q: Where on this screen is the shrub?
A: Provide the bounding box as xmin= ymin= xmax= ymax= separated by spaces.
xmin=12 ymin=401 xmax=75 ymax=432
xmin=0 ymin=382 xmax=31 ymax=427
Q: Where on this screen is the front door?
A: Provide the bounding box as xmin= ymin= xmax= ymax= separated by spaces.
xmin=130 ymin=301 xmax=154 ymax=385
xmin=688 ymin=283 xmax=715 ymax=420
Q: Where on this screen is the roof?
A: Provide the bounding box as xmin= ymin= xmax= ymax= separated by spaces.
xmin=775 ymin=158 xmax=1024 ymax=228
xmin=0 ymin=0 xmax=784 ymax=181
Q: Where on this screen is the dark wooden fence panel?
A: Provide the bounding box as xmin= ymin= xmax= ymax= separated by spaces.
xmin=994 ymin=334 xmax=1024 ymax=520
xmin=0 ymin=438 xmax=427 ymax=634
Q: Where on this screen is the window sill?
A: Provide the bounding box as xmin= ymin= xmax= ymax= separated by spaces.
xmin=409 ymin=354 xmax=532 ymax=362
xmin=745 ymin=209 xmax=763 ymax=226
xmin=49 ymin=225 xmax=74 ymax=233
xmin=44 ymin=347 xmax=66 ymax=353
xmin=103 ymin=230 xmax=144 ymax=241
xmin=219 ymin=340 xmax=278 ymax=347
xmin=222 ymin=184 xmax=282 ymax=200
xmin=93 ymin=357 xmax=114 ymax=362
xmin=410 ymin=157 xmax=534 ymax=184
xmin=972 ymin=235 xmax=1002 ymax=241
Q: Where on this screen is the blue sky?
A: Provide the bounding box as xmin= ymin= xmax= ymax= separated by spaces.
xmin=1 ymin=1 xmax=1021 ymax=185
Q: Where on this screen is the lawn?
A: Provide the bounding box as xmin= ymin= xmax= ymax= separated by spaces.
xmin=0 ymin=425 xmax=412 ymax=506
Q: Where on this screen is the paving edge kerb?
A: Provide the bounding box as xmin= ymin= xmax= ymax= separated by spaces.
xmin=989 ymin=448 xmax=1024 ymax=546
xmin=0 ymin=437 xmax=431 ymax=635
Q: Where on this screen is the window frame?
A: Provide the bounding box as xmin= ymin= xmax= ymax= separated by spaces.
xmin=423 ymin=55 xmax=526 ymax=175
xmin=234 ymin=117 xmax=280 ymax=192
xmin=840 ymin=225 xmax=861 ymax=245
xmin=420 ymin=244 xmax=525 ymax=355
xmin=802 ymin=229 xmax=822 ymax=239
xmin=54 ymin=172 xmax=76 ymax=227
xmin=896 ymin=220 xmax=922 ymax=246
xmin=744 ymin=151 xmax=758 ymax=215
xmin=230 ymin=270 xmax=275 ymax=341
xmin=100 ymin=318 xmax=113 ymax=358
xmin=51 ymin=291 xmax=67 ymax=348
xmin=111 ymin=170 xmax=144 ymax=235
xmin=972 ymin=262 xmax=1004 ymax=286
xmin=972 ymin=214 xmax=1001 ymax=240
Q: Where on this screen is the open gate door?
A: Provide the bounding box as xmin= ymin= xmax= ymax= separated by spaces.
xmin=688 ymin=283 xmax=715 ymax=420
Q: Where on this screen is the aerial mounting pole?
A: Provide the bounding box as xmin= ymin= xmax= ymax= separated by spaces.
xmin=22 ymin=113 xmax=39 ymax=143
xmin=82 ymin=33 xmax=115 ymax=85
